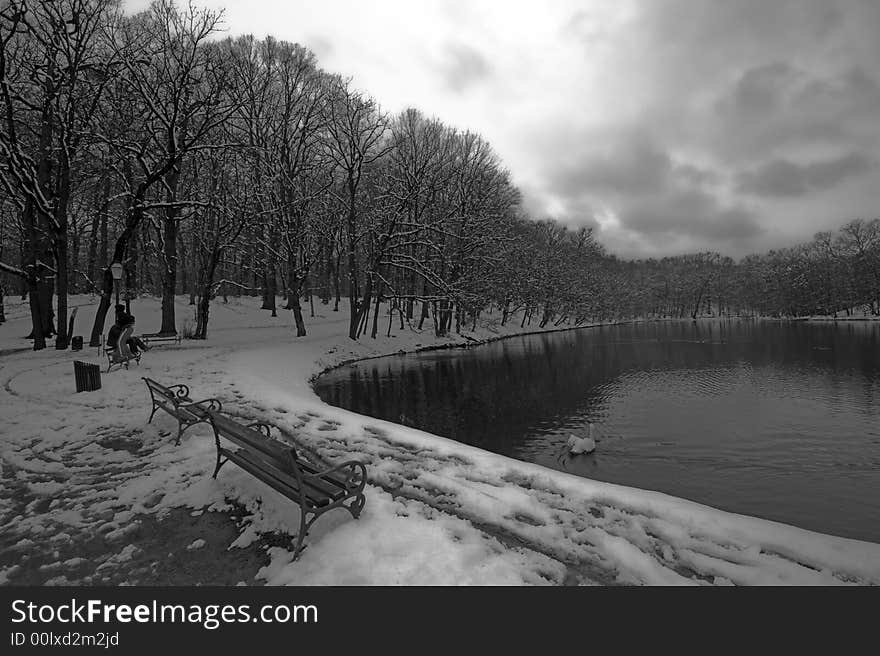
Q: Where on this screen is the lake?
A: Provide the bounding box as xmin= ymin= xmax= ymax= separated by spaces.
xmin=314 ymin=320 xmax=880 ymax=544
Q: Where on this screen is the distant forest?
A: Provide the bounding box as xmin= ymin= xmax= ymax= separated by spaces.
xmin=1 ymin=0 xmax=879 ymax=350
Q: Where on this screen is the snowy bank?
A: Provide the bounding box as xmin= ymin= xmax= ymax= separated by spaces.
xmin=1 ymin=295 xmax=878 ymax=586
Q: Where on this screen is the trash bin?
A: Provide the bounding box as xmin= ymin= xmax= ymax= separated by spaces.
xmin=71 ymin=336 xmax=83 ymax=351
xmin=73 ymin=360 xmax=101 ymax=393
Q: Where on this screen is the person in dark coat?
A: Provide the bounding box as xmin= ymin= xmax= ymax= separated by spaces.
xmin=106 ymin=319 xmax=123 ymax=350
xmin=107 ymin=307 xmax=149 ymax=354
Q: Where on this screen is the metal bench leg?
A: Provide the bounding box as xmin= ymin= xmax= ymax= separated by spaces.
xmin=292 ymin=512 xmax=312 ymax=560
xmin=147 ymin=403 xmax=159 ymax=424
xmin=211 ymin=427 xmax=226 ymax=478
xmin=211 ymin=453 xmax=228 ymax=479
xmin=347 ymin=494 xmax=366 ymax=519
xmin=174 ymin=419 xmax=203 ymax=445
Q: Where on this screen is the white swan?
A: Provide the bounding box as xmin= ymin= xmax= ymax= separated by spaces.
xmin=567 ymin=424 xmax=597 ymax=455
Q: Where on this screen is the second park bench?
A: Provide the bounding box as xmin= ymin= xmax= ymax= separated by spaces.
xmin=206 ymin=411 xmax=368 ymax=559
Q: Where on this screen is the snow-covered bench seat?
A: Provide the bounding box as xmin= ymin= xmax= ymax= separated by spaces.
xmin=206 ymin=411 xmax=367 ymax=559
xmin=142 ymin=377 xmax=222 ymax=445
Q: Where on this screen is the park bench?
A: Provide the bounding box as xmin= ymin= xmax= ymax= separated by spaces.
xmin=142 ymin=377 xmax=223 ymax=444
xmin=142 ymin=332 xmax=182 ymax=348
xmin=106 ymin=324 xmax=140 ymax=372
xmin=206 ymin=410 xmax=367 ymax=559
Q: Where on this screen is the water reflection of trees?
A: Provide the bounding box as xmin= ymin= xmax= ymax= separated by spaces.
xmin=317 ymin=320 xmax=880 ymax=456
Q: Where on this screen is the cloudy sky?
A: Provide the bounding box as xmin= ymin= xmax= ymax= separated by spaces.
xmin=127 ymin=0 xmax=880 ymax=258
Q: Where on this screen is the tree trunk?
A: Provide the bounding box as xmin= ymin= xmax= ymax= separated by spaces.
xmin=285 ymin=263 xmax=296 ymax=310
xmin=88 ymin=267 xmax=113 ymax=348
xmin=89 ymin=200 xmax=144 ymax=346
xmin=70 ymin=221 xmax=80 ymax=295
xmin=418 ymin=299 xmax=429 ymax=330
xmin=99 ymin=200 xmax=108 ymax=274
xmin=86 ymin=205 xmax=100 ymax=290
xmin=346 ymin=195 xmax=360 ymax=339
xmin=27 ymin=280 xmax=46 ymax=350
xmin=159 ymin=216 xmax=178 ymax=334
xmin=370 ymin=285 xmax=382 ymax=338
xmin=262 ymin=267 xmax=277 ymax=315
xmin=321 ymin=240 xmax=332 ymax=305
xmin=194 ymin=288 xmax=211 ymax=339
xmin=291 ymin=293 xmax=307 ymax=337
xmin=333 ymin=246 xmax=341 ymax=312
xmin=357 ymin=274 xmax=373 ymax=338
xmin=54 ymin=235 xmax=69 ymax=349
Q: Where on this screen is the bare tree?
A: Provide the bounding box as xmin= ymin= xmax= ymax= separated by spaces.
xmin=87 ymin=0 xmax=233 ymax=345
xmin=0 ymin=0 xmax=114 ymax=349
xmin=321 ymin=79 xmax=390 ymax=339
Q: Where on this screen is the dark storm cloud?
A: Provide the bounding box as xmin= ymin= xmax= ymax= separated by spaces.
xmin=620 ymin=189 xmax=763 ymax=242
xmin=548 ymin=132 xmax=720 ymax=197
xmin=538 ymin=126 xmax=763 ymax=252
xmin=720 ymin=62 xmax=803 ymax=117
xmin=440 ymin=42 xmax=491 ymax=93
xmin=674 ymin=163 xmax=719 ymax=188
xmin=555 ymin=136 xmax=672 ymax=197
xmin=531 ymin=0 xmax=880 ymax=256
xmin=712 ymin=62 xmax=880 ymax=158
xmin=737 ymin=153 xmax=875 ymax=197
xmin=548 ymin=132 xmax=722 ymax=205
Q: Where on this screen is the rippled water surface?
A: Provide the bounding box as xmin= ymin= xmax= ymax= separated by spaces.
xmin=314 ymin=320 xmax=880 ymax=543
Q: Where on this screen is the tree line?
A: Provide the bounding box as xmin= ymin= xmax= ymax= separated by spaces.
xmin=1 ymin=1 xmax=878 ymax=351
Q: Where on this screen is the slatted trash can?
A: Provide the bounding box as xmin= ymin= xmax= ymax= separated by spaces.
xmin=74 ymin=360 xmax=101 ymax=393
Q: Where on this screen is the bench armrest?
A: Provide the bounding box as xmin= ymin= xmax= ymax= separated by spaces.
xmin=166 ymin=384 xmax=191 ymax=399
xmin=247 ymin=422 xmax=273 ymax=438
xmin=180 ymin=397 xmax=223 ymax=413
xmin=304 ymin=460 xmax=368 ymax=491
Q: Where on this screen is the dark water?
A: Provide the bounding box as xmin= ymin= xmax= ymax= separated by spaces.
xmin=314 ymin=321 xmax=880 ymax=543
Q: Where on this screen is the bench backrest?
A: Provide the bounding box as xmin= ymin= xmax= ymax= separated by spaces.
xmin=208 ymin=411 xmax=299 ymax=473
xmin=207 ymin=411 xmax=361 ymax=510
xmin=143 ymin=377 xmax=190 ymax=403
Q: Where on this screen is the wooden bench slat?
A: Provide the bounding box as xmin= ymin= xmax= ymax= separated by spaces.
xmin=225 ymin=448 xmax=344 ymax=508
xmin=210 ymin=413 xmax=289 ymax=462
xmin=297 ymin=460 xmax=350 ymax=491
xmin=210 ymin=416 xmax=345 ymax=500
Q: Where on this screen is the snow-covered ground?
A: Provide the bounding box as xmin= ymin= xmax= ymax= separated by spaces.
xmin=1 ymin=294 xmax=878 ymax=586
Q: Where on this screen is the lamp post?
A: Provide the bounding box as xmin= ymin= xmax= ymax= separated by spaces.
xmin=110 ymin=262 xmax=124 ymax=308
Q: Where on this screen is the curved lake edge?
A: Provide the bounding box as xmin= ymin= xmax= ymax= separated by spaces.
xmin=309 ymin=313 xmax=880 ymax=402
xmin=311 ymin=317 xmax=880 ymax=545
xmin=308 ymin=313 xmax=880 ymax=387
xmin=309 ymin=317 xmax=640 ymax=388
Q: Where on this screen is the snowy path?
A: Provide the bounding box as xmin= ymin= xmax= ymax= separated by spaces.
xmin=2 ymin=296 xmax=879 ymax=585
xmin=0 ymin=341 xmax=271 ymax=585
